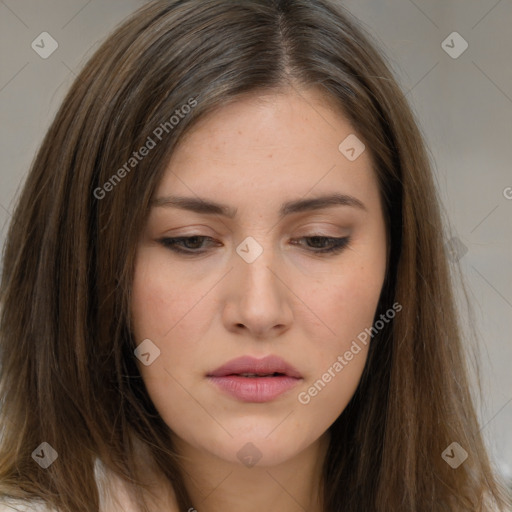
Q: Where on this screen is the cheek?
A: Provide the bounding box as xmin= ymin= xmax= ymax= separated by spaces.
xmin=130 ymin=252 xmax=210 ymax=425
xmin=297 ymin=348 xmax=368 ymax=433
xmin=342 ymin=264 xmax=384 ymax=327
xmin=306 ymin=281 xmax=377 ymax=388
xmin=131 ymin=248 xmax=207 ymax=342
xmin=297 ymin=227 xmax=387 ymax=352
xmin=130 ymin=249 xmax=216 ymax=389
xmin=310 ymin=258 xmax=386 ymax=350
xmin=296 ymin=255 xmax=385 ymax=420
xmin=295 ymin=279 xmax=380 ymax=429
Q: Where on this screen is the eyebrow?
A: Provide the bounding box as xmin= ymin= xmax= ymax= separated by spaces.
xmin=151 ymin=192 xmax=367 ymax=219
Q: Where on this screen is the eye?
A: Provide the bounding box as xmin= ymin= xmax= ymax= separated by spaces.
xmin=158 ymin=236 xmax=220 ymax=255
xmin=290 ymin=236 xmax=351 ymax=254
xmin=158 ymin=235 xmax=351 ymax=256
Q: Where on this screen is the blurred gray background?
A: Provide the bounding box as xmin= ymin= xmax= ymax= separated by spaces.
xmin=1 ymin=0 xmax=511 ymax=489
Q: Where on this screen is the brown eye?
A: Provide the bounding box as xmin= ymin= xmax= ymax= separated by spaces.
xmin=291 ymin=236 xmax=351 ymax=254
xmin=159 ymin=236 xmax=220 ymax=255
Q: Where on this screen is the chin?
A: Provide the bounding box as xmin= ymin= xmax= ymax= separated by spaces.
xmin=206 ymin=430 xmax=318 ymax=468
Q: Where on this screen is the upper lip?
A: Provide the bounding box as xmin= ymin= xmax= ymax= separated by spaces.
xmin=207 ymin=355 xmax=302 ymax=378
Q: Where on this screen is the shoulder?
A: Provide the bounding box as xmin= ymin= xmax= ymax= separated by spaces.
xmin=484 ymin=496 xmax=510 ymax=512
xmin=94 ymin=458 xmax=140 ymax=512
xmin=0 ymin=456 xmax=179 ymax=512
xmin=0 ymin=499 xmax=55 ymax=511
xmin=0 ymin=459 xmax=127 ymax=512
xmin=94 ymin=458 xmax=179 ymax=512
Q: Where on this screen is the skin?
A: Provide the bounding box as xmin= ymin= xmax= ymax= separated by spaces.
xmin=131 ymin=86 xmax=388 ymax=511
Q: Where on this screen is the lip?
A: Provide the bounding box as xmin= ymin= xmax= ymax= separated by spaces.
xmin=207 ymin=355 xmax=303 ymax=403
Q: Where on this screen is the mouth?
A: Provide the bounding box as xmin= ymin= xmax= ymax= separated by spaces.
xmin=207 ymin=354 xmax=302 ymax=378
xmin=229 ymin=372 xmax=287 ymax=377
xmin=207 ymin=355 xmax=302 ymax=403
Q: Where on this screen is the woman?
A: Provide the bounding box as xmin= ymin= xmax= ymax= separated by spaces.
xmin=0 ymin=0 xmax=509 ymax=510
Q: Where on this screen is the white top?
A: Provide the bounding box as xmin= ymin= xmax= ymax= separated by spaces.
xmin=0 ymin=459 xmax=138 ymax=512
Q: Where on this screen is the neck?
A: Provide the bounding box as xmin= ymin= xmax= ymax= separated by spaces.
xmin=173 ymin=431 xmax=330 ymax=512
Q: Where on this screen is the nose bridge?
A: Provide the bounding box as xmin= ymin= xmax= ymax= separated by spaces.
xmin=235 ymin=235 xmax=280 ymax=298
xmin=224 ymin=235 xmax=293 ymax=336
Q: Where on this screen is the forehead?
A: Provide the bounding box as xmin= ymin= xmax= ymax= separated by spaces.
xmin=155 ymin=87 xmax=378 ymax=209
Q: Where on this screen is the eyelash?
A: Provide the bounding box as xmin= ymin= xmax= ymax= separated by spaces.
xmin=158 ymin=235 xmax=351 ymax=256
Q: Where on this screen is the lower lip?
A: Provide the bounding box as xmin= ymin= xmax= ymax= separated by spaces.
xmin=207 ymin=375 xmax=301 ymax=403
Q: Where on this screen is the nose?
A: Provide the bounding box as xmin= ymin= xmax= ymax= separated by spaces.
xmin=222 ymin=243 xmax=293 ymax=339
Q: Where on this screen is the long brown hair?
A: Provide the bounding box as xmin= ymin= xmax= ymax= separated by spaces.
xmin=0 ymin=1 xmax=509 ymax=510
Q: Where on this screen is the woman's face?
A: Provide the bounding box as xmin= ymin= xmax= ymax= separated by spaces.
xmin=131 ymin=87 xmax=387 ymax=467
